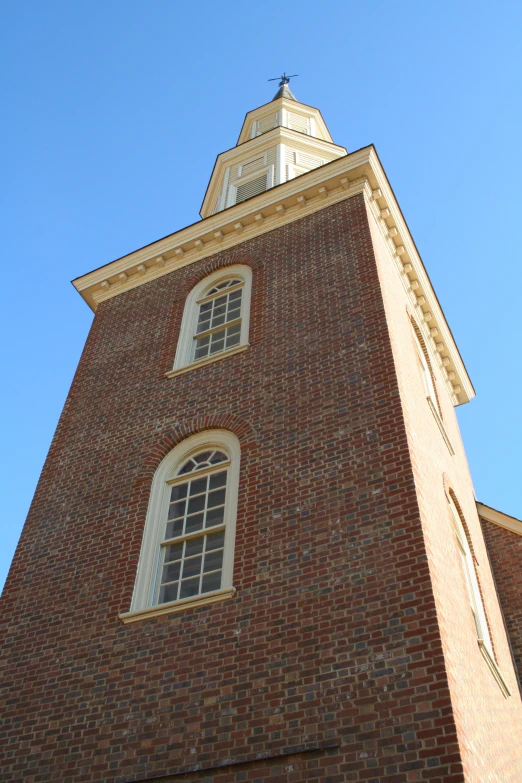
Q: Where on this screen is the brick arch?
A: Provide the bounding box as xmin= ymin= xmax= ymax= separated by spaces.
xmin=409 ymin=312 xmax=444 ymax=420
xmin=443 ymin=474 xmax=498 ymax=658
xmin=182 ymin=250 xmax=263 ymax=298
xmin=140 ymin=414 xmax=259 ymax=482
xmin=442 ymin=473 xmax=478 ymax=558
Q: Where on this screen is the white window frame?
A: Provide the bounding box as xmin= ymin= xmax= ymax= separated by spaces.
xmin=226 ymin=165 xmax=274 ymax=208
xmin=124 ymin=430 xmax=240 ymax=621
xmin=172 ymin=265 xmax=252 ymax=373
xmin=448 ymin=495 xmax=492 ymax=654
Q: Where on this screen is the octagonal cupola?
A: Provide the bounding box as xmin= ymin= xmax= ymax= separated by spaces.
xmin=200 ymin=76 xmax=347 ymax=218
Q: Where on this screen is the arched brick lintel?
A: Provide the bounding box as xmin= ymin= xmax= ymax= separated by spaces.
xmin=183 ymin=251 xmax=263 ymax=298
xmin=138 ymin=414 xmax=259 ymax=483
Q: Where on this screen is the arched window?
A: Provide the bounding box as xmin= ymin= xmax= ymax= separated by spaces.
xmin=412 ymin=324 xmax=442 ymax=418
xmin=123 ymin=431 xmax=240 ymax=622
xmin=172 ymin=265 xmax=252 ymax=372
xmin=448 ymin=493 xmax=492 ymax=655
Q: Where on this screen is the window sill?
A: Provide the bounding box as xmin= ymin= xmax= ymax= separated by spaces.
xmin=427 ymin=396 xmax=455 ymax=455
xmin=478 ymin=640 xmax=511 ymax=698
xmin=119 ymin=587 xmax=236 ymax=624
xmin=165 ymin=344 xmax=249 ymax=379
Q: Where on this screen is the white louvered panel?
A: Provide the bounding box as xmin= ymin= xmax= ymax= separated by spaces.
xmin=235 ymin=173 xmax=267 ymax=204
xmin=285 ymin=148 xmax=296 ymax=165
xmin=228 ymin=165 xmax=240 ymax=184
xmin=255 ymin=113 xmax=278 ymax=135
xmin=265 ymin=148 xmax=277 ymax=168
xmin=287 ymin=112 xmax=311 ymax=135
xmin=241 ymin=156 xmax=265 ymax=177
xmin=296 ymin=152 xmax=323 ymax=170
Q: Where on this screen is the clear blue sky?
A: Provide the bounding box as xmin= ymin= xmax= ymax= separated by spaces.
xmin=1 ymin=1 xmax=521 ymax=591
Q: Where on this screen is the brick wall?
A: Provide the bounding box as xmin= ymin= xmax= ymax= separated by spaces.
xmin=366 ymin=201 xmax=522 ymax=781
xmin=480 ymin=518 xmax=522 ymax=686
xmin=0 ymin=194 xmax=489 ymax=782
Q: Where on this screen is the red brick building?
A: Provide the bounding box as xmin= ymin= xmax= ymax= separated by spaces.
xmin=2 ymin=80 xmax=521 ymax=782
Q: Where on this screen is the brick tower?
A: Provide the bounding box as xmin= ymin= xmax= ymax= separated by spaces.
xmin=2 ymin=79 xmax=522 ymax=782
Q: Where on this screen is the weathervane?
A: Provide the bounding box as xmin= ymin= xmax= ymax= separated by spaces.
xmin=268 ymin=72 xmax=299 ymax=87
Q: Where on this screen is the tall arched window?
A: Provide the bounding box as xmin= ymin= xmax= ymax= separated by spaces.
xmin=172 ymin=265 xmax=252 ymax=373
xmin=122 ymin=431 xmax=240 ymax=622
xmin=412 ymin=323 xmax=442 ymax=419
xmin=448 ymin=493 xmax=492 ymax=655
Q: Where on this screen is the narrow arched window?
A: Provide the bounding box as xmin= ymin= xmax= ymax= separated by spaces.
xmin=123 ymin=431 xmax=240 ymax=622
xmin=172 ymin=265 xmax=252 ymax=373
xmin=193 ymin=278 xmax=244 ymax=361
xmin=412 ymin=323 xmax=442 ymax=418
xmin=157 ymin=448 xmax=229 ymax=604
xmin=448 ymin=494 xmax=493 ymax=654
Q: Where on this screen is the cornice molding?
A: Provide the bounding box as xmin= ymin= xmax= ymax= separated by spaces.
xmin=477 ymin=502 xmax=522 ymax=537
xmin=72 ymin=145 xmax=474 ymax=406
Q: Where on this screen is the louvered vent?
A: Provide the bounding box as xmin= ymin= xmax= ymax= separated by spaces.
xmin=255 ymin=113 xmax=278 ymax=135
xmin=287 ymin=112 xmax=311 ymax=135
xmin=236 ymin=174 xmax=267 ymax=204
xmin=297 ymin=152 xmax=323 ymax=170
xmin=241 ymin=156 xmax=265 ymax=177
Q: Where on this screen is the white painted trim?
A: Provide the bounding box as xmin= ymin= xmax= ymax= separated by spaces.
xmin=477 ymin=503 xmax=522 ymax=537
xmin=449 ymin=495 xmax=493 ymax=656
xmin=478 ymin=640 xmax=511 ymax=698
xmin=225 ymin=166 xmax=273 ymax=209
xmin=129 ymin=429 xmax=241 ymax=613
xmin=120 ymin=587 xmax=236 ymax=624
xmin=165 ymin=343 xmax=248 ymax=378
xmin=172 ymin=265 xmax=252 ymax=371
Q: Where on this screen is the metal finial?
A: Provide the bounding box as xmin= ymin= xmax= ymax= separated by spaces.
xmin=268 ymin=72 xmax=299 ymax=87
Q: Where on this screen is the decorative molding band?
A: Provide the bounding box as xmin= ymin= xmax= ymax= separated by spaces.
xmin=365 ymin=166 xmax=474 ymax=406
xmin=477 ymin=502 xmax=522 ymax=537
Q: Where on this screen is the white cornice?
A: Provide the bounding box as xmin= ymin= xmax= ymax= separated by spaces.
xmin=477 ymin=502 xmax=522 ymax=537
xmin=72 ymin=145 xmax=474 ymax=405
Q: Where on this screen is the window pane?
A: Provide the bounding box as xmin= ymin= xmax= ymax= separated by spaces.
xmin=187 ymin=495 xmax=205 ymax=515
xmin=229 ymin=289 xmax=242 ymax=302
xmin=209 ymin=471 xmax=227 ymax=490
xmin=168 ymin=500 xmax=186 ymax=520
xmin=209 ymin=335 xmax=225 ymax=354
xmin=206 ymin=530 xmax=225 ymax=551
xmin=162 ymin=561 xmax=181 ymax=583
xmin=206 ymin=506 xmax=225 ymax=528
xmin=202 ymin=572 xmax=222 ymax=593
xmin=159 ymin=584 xmax=179 ymax=604
xmin=170 ymin=484 xmax=187 ymax=502
xmin=185 ymin=537 xmax=204 ymax=557
xmin=203 ymin=548 xmax=223 ymax=573
xmin=208 ymin=489 xmax=226 ymax=508
xmin=165 ymin=518 xmax=184 ymax=540
xmin=182 ymin=555 xmax=202 ymax=579
xmin=164 ymin=542 xmax=183 ymax=562
xmin=179 ymin=578 xmax=200 ymax=599
xmin=185 ymin=513 xmax=204 ymax=534
xmin=190 ymin=477 xmax=208 ymax=497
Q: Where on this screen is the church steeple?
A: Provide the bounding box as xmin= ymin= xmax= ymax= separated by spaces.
xmin=200 ymin=79 xmax=347 ymax=218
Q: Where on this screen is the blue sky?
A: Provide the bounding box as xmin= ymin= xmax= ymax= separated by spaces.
xmin=1 ymin=0 xmax=521 ymax=590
